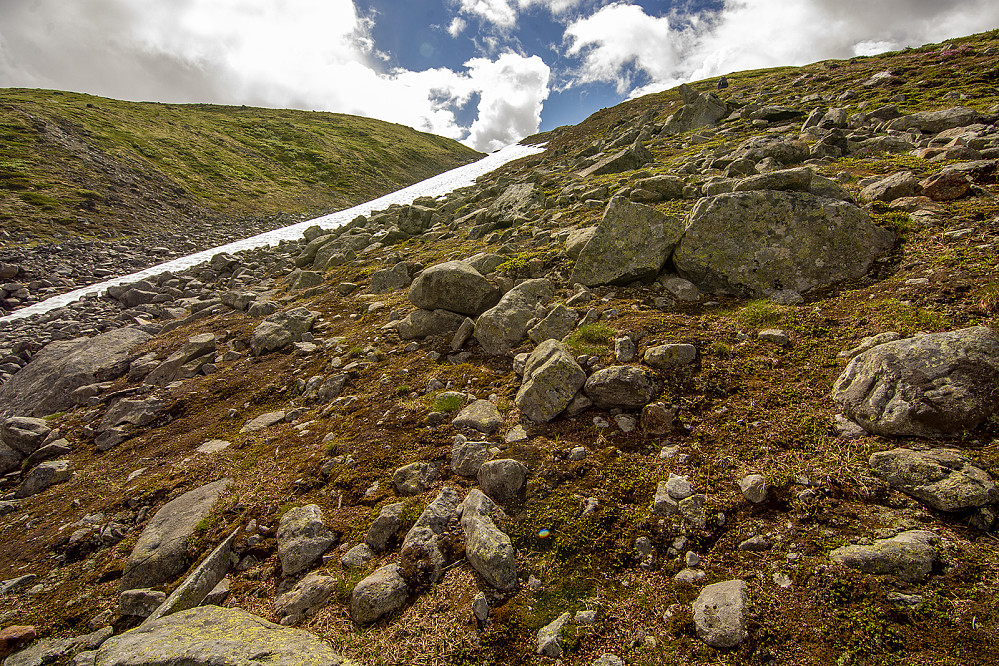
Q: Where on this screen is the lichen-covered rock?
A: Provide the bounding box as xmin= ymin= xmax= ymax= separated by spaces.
xmin=15 ymin=460 xmax=71 ymax=499
xmin=692 ymin=580 xmax=749 ymax=648
xmin=536 ymin=612 xmax=572 ymax=657
xmin=94 ymin=606 xmax=352 ymax=665
xmin=675 ymin=190 xmax=894 ymax=297
xmin=276 ymin=504 xmax=335 ymax=577
xmin=515 ymin=340 xmax=586 ymax=422
xmin=661 ymin=88 xmax=728 ymax=135
xmin=400 ymin=488 xmax=461 ymax=585
xmin=886 ymin=106 xmax=979 ymax=133
xmin=584 ymin=365 xmax=659 ymax=410
xmin=459 ymin=490 xmax=517 ymax=590
xmin=643 ymin=344 xmax=698 ymax=370
xmin=250 ymin=307 xmax=317 ymax=356
xmin=830 ymin=530 xmax=938 ymax=582
xmin=121 ymin=479 xmax=232 ymax=592
xmin=869 ymin=448 xmax=998 ymax=511
xmin=570 ymin=197 xmax=685 ymax=287
xmin=365 ymin=502 xmax=404 ymax=551
xmin=395 ymin=308 xmax=467 ymax=340
xmin=274 ymin=572 xmax=338 ymax=622
xmin=407 ymin=260 xmax=500 ymax=316
xmin=451 ymin=399 xmax=502 ymax=435
xmin=478 ymin=459 xmax=529 ymax=504
xmin=527 ymin=304 xmax=578 ymax=344
xmin=474 ymin=279 xmax=555 ymax=355
xmin=393 ymin=461 xmax=439 ymax=496
xmin=832 ymin=327 xmax=999 ymax=437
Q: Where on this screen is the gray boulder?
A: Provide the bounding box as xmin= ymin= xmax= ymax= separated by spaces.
xmin=408 ymin=261 xmax=500 ymax=316
xmin=537 ymin=612 xmax=572 ymax=657
xmin=94 ymin=606 xmax=350 ymax=665
xmin=489 ymin=183 xmax=545 ymax=224
xmin=674 ymin=190 xmax=894 ymax=297
xmin=0 ymin=327 xmax=151 ymax=418
xmin=570 ymin=197 xmax=685 ymax=287
xmin=584 ymin=366 xmax=659 ymax=410
xmin=733 ymin=167 xmax=812 ymax=193
xmin=451 ymin=399 xmax=502 ymax=435
xmin=861 ymin=171 xmax=919 ymax=203
xmin=350 ymin=564 xmax=409 ymax=626
xmin=527 ymin=304 xmax=578 ymax=344
xmin=869 ymin=448 xmax=998 ymax=512
xmin=662 ymin=89 xmax=728 ymax=135
xmin=579 ymin=141 xmax=652 ymax=178
xmin=477 ymin=459 xmax=529 ymax=504
xmin=276 ymin=504 xmax=335 ymax=577
xmin=830 ymin=530 xmax=938 ymax=582
xmin=144 ymin=529 xmax=238 ymax=624
xmin=832 ymin=327 xmax=999 ymax=437
xmin=99 ymin=398 xmax=166 ymax=432
xmin=643 ymin=344 xmax=698 ymax=370
xmin=393 ymin=461 xmax=439 ymax=496
xmin=395 ymin=308 xmax=467 ymax=340
xmin=729 ymin=135 xmax=808 ymax=165
xmin=1 ymin=417 xmax=51 ymax=456
xmin=474 ymin=279 xmax=555 ymax=355
xmin=143 ymin=334 xmax=216 ymax=386
xmin=370 ymin=262 xmax=412 ymax=294
xmin=565 ymin=227 xmax=597 ymax=259
xmin=365 ymin=502 xmax=404 ymax=551
xmin=15 ymin=460 xmax=71 ymax=499
xmin=887 ymin=106 xmax=979 ymax=133
xmin=515 ymin=340 xmax=586 ymax=423
xmin=121 ymin=478 xmax=232 ymax=592
xmin=459 ymin=490 xmax=517 ymax=590
xmin=451 ymin=439 xmax=490 ymax=477
xmin=274 ymin=572 xmax=338 ymax=622
xmin=250 ymin=307 xmax=317 ymax=356
xmin=400 ymin=487 xmax=461 ymax=584
xmin=692 ymin=579 xmax=749 ymax=648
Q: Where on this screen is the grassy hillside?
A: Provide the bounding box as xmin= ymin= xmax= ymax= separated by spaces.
xmin=0 ymin=89 xmax=481 ymax=239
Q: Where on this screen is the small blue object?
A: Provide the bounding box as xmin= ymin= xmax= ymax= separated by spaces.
xmin=537 ymin=529 xmax=550 ymax=538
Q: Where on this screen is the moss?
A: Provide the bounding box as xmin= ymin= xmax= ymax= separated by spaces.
xmin=564 ymin=322 xmax=616 ymax=355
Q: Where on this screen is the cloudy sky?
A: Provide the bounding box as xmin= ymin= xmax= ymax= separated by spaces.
xmin=1 ymin=1 xmax=997 ymax=151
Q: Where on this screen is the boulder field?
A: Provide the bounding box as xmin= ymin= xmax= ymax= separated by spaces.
xmin=2 ymin=31 xmax=999 ymax=666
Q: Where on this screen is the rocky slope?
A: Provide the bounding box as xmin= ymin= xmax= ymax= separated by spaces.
xmin=0 ymin=89 xmax=482 ymax=313
xmin=2 ymin=29 xmax=999 ymax=666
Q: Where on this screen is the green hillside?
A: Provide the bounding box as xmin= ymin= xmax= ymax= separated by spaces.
xmin=0 ymin=89 xmax=482 ymax=239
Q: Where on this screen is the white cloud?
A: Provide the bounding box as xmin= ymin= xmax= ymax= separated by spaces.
xmin=448 ymin=17 xmax=468 ymax=37
xmin=0 ymin=0 xmax=552 ymax=151
xmin=454 ymin=0 xmax=584 ymax=30
xmin=563 ymin=0 xmax=999 ymax=97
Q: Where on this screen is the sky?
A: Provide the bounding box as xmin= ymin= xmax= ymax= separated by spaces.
xmin=1 ymin=1 xmax=998 ymax=152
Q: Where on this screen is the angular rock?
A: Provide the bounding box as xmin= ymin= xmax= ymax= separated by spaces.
xmin=451 ymin=399 xmax=502 ymax=435
xmin=643 ymin=344 xmax=697 ymax=370
xmin=869 ymin=448 xmax=998 ymax=512
xmin=527 ymin=304 xmax=578 ymax=344
xmin=239 ymin=411 xmax=285 ymax=433
xmin=830 ymin=530 xmax=938 ymax=582
xmin=474 ymin=279 xmax=555 ymax=355
xmin=489 ymin=182 xmax=544 ymax=224
xmin=395 ymin=308 xmax=467 ymax=340
xmin=692 ymin=580 xmax=749 ymax=648
xmin=340 ymin=543 xmax=375 ymax=569
xmin=662 ymin=91 xmax=728 ymax=135
xmin=15 ymin=460 xmax=71 ymax=499
xmin=675 ymin=190 xmax=894 ymax=297
xmin=94 ymin=606 xmax=350 ymax=665
xmin=144 ymin=529 xmax=238 ymax=624
xmin=400 ymin=488 xmax=461 ymax=585
xmin=99 ymin=398 xmax=166 ymax=432
xmin=570 ymin=197 xmax=684 ymax=287
xmin=477 ymin=459 xmax=528 ymax=504
xmin=733 ymin=167 xmax=813 ymax=193
xmin=584 ymin=365 xmax=659 ymax=410
xmin=1 ymin=417 xmax=51 ymax=456
xmin=276 ymin=504 xmax=335 ymax=577
xmin=0 ymin=328 xmax=151 ymax=418
xmin=832 ymin=327 xmax=999 ymax=437
xmin=350 ymin=564 xmax=409 ymax=626
xmin=407 ymin=261 xmax=500 ymax=316
xmin=275 ymin=572 xmax=338 ymax=621
xmin=121 ymin=479 xmax=232 ymax=592
xmin=641 ymin=402 xmax=678 ymax=435
xmin=451 ymin=439 xmax=490 ymax=477
xmin=250 ymin=307 xmax=317 ymax=357
xmin=370 ymin=262 xmax=412 ymax=294
xmin=738 ymin=474 xmax=768 ymax=504
xmin=393 ymin=461 xmax=439 ymax=496
xmin=579 ymin=142 xmax=652 ymax=177
xmin=537 ymin=612 xmax=572 ymax=657
xmin=119 ymin=589 xmax=167 ymax=618
xmin=366 ymin=502 xmax=404 ymax=551
xmin=143 ymin=334 xmax=216 ymax=386
xmin=515 ymin=340 xmax=586 ymax=423
xmin=459 ymin=490 xmax=517 ymax=590
xmin=887 ymin=106 xmax=978 ymax=133
xmin=861 ymin=171 xmax=919 ymax=202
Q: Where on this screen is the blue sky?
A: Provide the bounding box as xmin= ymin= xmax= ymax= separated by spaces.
xmin=1 ymin=1 xmax=998 ymax=151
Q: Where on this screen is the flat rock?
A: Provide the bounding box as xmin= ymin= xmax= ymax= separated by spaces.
xmin=94 ymin=606 xmax=351 ymax=665
xmin=869 ymin=447 xmax=998 ymax=512
xmin=830 ymin=530 xmax=938 ymax=582
xmin=832 ymin=327 xmax=999 ymax=437
xmin=239 ymin=411 xmax=285 ymax=433
xmin=120 ymin=479 xmax=232 ymax=592
xmin=0 ymin=327 xmax=151 ymax=418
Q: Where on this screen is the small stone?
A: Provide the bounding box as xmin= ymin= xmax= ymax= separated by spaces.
xmin=472 ymin=592 xmax=489 ymax=622
xmin=758 ymin=329 xmax=790 ymax=346
xmin=575 ymin=609 xmax=598 ymax=626
xmin=569 ymin=446 xmax=588 ymax=461
xmin=341 ymin=543 xmax=375 ymax=568
xmin=678 ymin=494 xmax=707 ymax=528
xmin=119 ymin=588 xmax=167 ymax=618
xmin=537 ymin=611 xmax=572 ymax=657
xmin=675 ymin=568 xmax=706 ymax=585
xmin=685 ymin=551 xmax=700 ymax=567
xmin=773 ymin=572 xmax=793 ymax=589
xmin=738 ymin=474 xmax=768 ymax=504
xmin=666 ymin=473 xmax=693 ymax=499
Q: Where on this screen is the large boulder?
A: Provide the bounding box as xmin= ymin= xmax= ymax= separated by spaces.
xmin=407 ymin=261 xmax=500 ymax=316
xmin=250 ymin=307 xmax=317 ymax=356
xmin=350 ymin=564 xmax=409 ymax=626
xmin=120 ymin=479 xmax=232 ymax=592
xmin=395 ymin=308 xmax=467 ymax=340
xmin=474 ymin=279 xmax=555 ymax=355
xmin=276 ymin=504 xmax=335 ymax=577
xmin=584 ymin=366 xmax=659 ymax=410
xmin=488 ymin=183 xmax=544 ymax=224
xmin=674 ymin=191 xmax=894 ymax=297
xmin=832 ymin=327 xmax=999 ymax=437
xmin=886 ymin=106 xmax=979 ymax=134
xmin=570 ymin=197 xmax=685 ymax=287
xmin=662 ymin=88 xmax=729 ymax=135
xmin=869 ymin=448 xmax=998 ymax=512
xmin=94 ymin=606 xmax=352 ymax=665
xmin=728 ymin=135 xmax=808 ymax=166
xmin=1 ymin=417 xmax=51 ymax=456
xmin=692 ymin=580 xmax=749 ymax=649
xmin=830 ymin=530 xmax=938 ymax=582
xmin=579 ymin=141 xmax=652 ymax=178
xmin=0 ymin=327 xmax=151 ymax=418
xmin=15 ymin=459 xmax=71 ymax=499
xmin=515 ymin=340 xmax=586 ymax=423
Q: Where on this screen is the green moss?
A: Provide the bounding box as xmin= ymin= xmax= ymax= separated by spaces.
xmin=565 ymin=323 xmax=616 ymax=355
xmin=867 ymin=298 xmax=950 ymax=334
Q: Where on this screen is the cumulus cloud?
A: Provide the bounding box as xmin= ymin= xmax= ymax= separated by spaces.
xmin=564 ymin=0 xmax=999 ymax=97
xmin=454 ymin=0 xmax=584 ymax=29
xmin=0 ymin=0 xmax=550 ymax=151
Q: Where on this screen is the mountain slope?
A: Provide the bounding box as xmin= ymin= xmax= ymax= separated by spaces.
xmin=0 ymin=89 xmax=482 ymax=239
